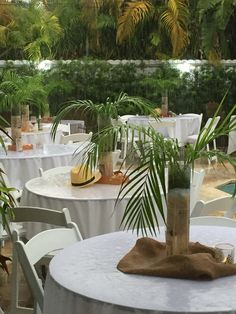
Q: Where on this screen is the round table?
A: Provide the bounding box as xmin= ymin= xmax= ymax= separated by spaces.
xmin=20 ymin=166 xmax=148 ymax=239
xmin=44 ymin=225 xmax=236 ymax=314
xmin=5 ymin=123 xmax=64 ymax=146
xmin=0 ymin=143 xmax=87 ymax=189
xmin=128 ymin=115 xmax=200 ymax=146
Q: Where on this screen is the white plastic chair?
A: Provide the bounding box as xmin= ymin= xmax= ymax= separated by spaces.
xmin=190 ymin=169 xmax=205 ymax=214
xmin=190 ymin=216 xmax=236 ymax=227
xmin=60 ymin=132 xmax=92 ymax=144
xmin=12 ymin=226 xmax=81 ymax=314
xmin=191 ymin=196 xmax=236 ymax=218
xmin=227 ymin=115 xmax=236 ymax=155
xmin=10 ymin=206 xmax=82 ymax=314
xmin=187 ymin=116 xmax=221 ymax=164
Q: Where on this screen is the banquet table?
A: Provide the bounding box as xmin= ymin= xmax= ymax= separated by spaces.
xmin=5 ymin=123 xmax=64 ymax=146
xmin=128 ymin=115 xmax=200 ymax=146
xmin=44 ymin=225 xmax=236 ymax=314
xmin=20 ymin=166 xmax=204 ymax=239
xmin=0 ymin=143 xmax=87 ymax=189
xmin=20 ymin=166 xmax=162 ymax=239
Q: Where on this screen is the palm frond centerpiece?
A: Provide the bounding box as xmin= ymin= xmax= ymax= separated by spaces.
xmin=53 ymin=92 xmax=236 ymax=256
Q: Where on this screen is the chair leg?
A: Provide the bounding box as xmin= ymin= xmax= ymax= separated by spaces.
xmin=11 ymin=245 xmax=34 ymax=314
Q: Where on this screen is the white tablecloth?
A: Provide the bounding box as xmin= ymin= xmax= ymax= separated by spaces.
xmin=0 ymin=143 xmax=87 ymax=189
xmin=44 ymin=225 xmax=236 ymax=314
xmin=128 ymin=116 xmax=200 ymax=145
xmin=5 ymin=123 xmax=64 ymax=146
xmin=20 ymin=166 xmax=204 ymax=239
xmin=20 ymin=166 xmax=150 ymax=239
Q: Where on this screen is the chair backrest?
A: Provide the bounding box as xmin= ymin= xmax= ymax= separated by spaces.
xmin=190 ymin=216 xmax=236 ymax=227
xmin=191 ymin=196 xmax=236 ymax=218
xmin=227 ymin=115 xmax=236 ymax=154
xmin=60 ymin=132 xmax=92 ymax=144
xmin=10 ymin=206 xmax=82 ymax=314
xmin=190 ymin=169 xmax=205 ymax=214
xmin=200 ymin=116 xmax=220 ymax=140
xmin=13 ymin=226 xmax=80 ymax=313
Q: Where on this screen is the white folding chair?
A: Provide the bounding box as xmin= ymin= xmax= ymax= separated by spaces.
xmin=227 ymin=115 xmax=236 ymax=155
xmin=60 ymin=132 xmax=92 ymax=144
xmin=190 ymin=169 xmax=205 ymax=214
xmin=191 ymin=196 xmax=236 ymax=218
xmin=10 ymin=206 xmax=82 ymax=314
xmin=12 ymin=226 xmax=81 ymax=314
xmin=190 ymin=216 xmax=236 ymax=227
xmin=187 ymin=116 xmax=221 ymax=164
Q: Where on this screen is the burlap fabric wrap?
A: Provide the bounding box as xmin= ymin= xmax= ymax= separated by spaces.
xmin=117 ymin=237 xmax=236 ymax=280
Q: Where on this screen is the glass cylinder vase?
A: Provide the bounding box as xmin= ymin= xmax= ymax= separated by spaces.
xmin=21 ymin=104 xmax=30 ymax=132
xmin=97 ymin=114 xmax=114 ymax=177
xmin=165 ymin=165 xmax=191 ymax=256
xmin=11 ymin=104 xmax=22 ymax=151
xmin=161 ymin=90 xmax=168 ymax=117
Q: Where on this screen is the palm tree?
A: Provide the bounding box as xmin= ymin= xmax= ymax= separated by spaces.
xmin=116 ymin=0 xmax=190 ymax=58
xmin=197 ymin=0 xmax=236 ymax=63
xmin=0 ymin=0 xmax=62 ymax=60
xmin=66 ymin=94 xmax=236 ymax=241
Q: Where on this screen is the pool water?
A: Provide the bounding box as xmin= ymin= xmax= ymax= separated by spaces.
xmin=217 ymin=181 xmax=235 ymax=195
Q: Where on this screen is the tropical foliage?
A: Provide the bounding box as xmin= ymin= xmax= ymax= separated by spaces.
xmin=0 ymin=0 xmax=236 ymax=61
xmin=0 ymin=70 xmax=48 ymax=116
xmin=72 ymin=95 xmax=236 ymax=236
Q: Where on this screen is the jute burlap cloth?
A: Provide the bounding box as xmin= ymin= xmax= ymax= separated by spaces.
xmin=117 ymin=237 xmax=236 ymax=280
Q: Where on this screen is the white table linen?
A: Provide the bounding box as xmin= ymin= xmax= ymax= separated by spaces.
xmin=21 ymin=124 xmax=63 ymax=146
xmin=0 ymin=143 xmax=86 ymax=189
xmin=44 ymin=225 xmax=236 ymax=314
xmin=20 ymin=167 xmax=204 ymax=239
xmin=4 ymin=123 xmax=64 ymax=146
xmin=128 ymin=115 xmax=200 ymax=146
xmin=20 ymin=166 xmax=148 ymax=239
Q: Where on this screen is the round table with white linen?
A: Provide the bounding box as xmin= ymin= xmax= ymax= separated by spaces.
xmin=128 ymin=115 xmax=200 ymax=146
xmin=44 ymin=225 xmax=236 ymax=314
xmin=20 ymin=123 xmax=64 ymax=146
xmin=0 ymin=143 xmax=87 ymax=189
xmin=20 ymin=166 xmax=150 ymax=239
xmin=5 ymin=123 xmax=64 ymax=146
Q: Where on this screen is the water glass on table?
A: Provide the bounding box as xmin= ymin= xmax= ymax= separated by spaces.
xmin=215 ymin=243 xmax=235 ymax=264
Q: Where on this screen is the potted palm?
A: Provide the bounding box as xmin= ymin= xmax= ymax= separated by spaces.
xmin=140 ymin=64 xmax=181 ymax=117
xmin=119 ymin=98 xmax=236 ymax=255
xmin=51 ymin=92 xmax=156 ymax=180
xmin=0 ymin=71 xmax=48 ymax=149
xmin=0 ymin=116 xmax=16 ymax=275
xmin=69 ymin=93 xmax=236 ymax=256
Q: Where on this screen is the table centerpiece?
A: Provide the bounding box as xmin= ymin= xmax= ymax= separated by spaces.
xmin=53 ymin=92 xmax=236 ymax=278
xmin=51 ymin=92 xmax=156 ymax=183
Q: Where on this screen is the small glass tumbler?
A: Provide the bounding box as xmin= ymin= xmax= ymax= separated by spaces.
xmin=215 ymin=243 xmax=235 ymax=264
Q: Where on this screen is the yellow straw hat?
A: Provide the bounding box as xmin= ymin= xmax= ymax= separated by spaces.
xmin=70 ymin=164 xmax=101 ymax=187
